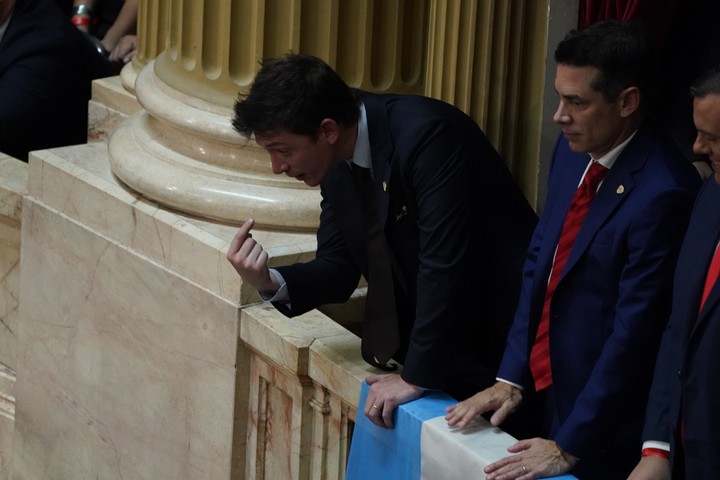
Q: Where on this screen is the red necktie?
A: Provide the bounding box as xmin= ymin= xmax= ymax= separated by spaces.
xmin=530 ymin=161 xmax=609 ymax=391
xmin=700 ymin=242 xmax=720 ymax=312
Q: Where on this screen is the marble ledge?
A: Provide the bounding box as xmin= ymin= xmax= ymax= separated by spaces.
xmin=91 ymin=75 xmax=142 ymax=117
xmin=26 ymin=144 xmax=317 ymax=305
xmin=309 ymin=334 xmax=375 ymax=409
xmin=0 ymin=154 xmax=28 ymax=224
xmin=88 ymin=75 xmax=143 ymax=143
xmin=239 ymin=303 xmax=359 ymax=383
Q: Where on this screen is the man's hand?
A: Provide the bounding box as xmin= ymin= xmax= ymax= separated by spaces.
xmin=627 ymin=454 xmax=671 ymax=480
xmin=363 ymin=374 xmax=425 ymax=429
xmin=226 ymin=219 xmax=279 ymax=295
xmin=107 ymin=34 xmax=137 ymax=65
xmin=445 ymin=381 xmax=522 ymax=429
xmin=484 ymin=438 xmax=578 ymax=480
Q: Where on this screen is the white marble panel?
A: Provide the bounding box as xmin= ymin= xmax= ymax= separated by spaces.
xmin=13 ymin=198 xmax=242 ymax=479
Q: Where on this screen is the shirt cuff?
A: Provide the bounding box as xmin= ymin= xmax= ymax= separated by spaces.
xmin=496 ymin=377 xmax=523 ymax=391
xmin=642 ymin=441 xmax=669 ymax=452
xmin=260 ymin=269 xmax=290 ymax=303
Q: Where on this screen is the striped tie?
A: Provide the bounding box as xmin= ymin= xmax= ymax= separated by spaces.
xmin=529 ymin=161 xmax=608 ymax=391
xmin=700 ymin=242 xmax=720 ymax=312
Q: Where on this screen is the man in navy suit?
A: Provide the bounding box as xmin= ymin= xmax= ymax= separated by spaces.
xmin=226 ymin=53 xmax=538 ymax=428
xmin=0 ymin=0 xmax=111 ymax=161
xmin=445 ymin=20 xmax=701 ymax=480
xmin=628 ymin=64 xmax=720 ymax=480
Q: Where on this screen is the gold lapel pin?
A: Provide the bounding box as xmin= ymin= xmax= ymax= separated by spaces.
xmin=383 ymin=181 xmax=388 ymax=192
xmin=616 ymin=185 xmax=625 ymax=194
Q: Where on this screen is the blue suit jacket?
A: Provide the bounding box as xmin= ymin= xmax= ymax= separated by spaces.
xmin=0 ymin=0 xmax=111 ymax=160
xmin=643 ymin=177 xmax=720 ymax=479
xmin=274 ymin=92 xmax=538 ymax=400
xmin=497 ymin=123 xmax=700 ymax=476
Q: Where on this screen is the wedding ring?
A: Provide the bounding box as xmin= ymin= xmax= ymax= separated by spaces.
xmin=372 ymin=404 xmax=379 ymax=409
xmin=522 ymin=465 xmax=528 ymax=474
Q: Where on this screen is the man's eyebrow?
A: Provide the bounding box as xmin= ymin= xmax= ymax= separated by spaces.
xmin=256 ymin=138 xmax=287 ymax=148
xmin=559 ymin=93 xmax=584 ymax=102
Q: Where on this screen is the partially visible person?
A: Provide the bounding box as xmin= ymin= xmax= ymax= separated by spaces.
xmin=70 ymin=0 xmax=136 ymax=72
xmin=628 ymin=62 xmax=720 ymax=480
xmin=227 ymin=53 xmax=538 ymax=429
xmin=445 ymin=19 xmax=701 ymax=480
xmin=581 ymin=0 xmax=720 ymax=181
xmin=107 ymin=33 xmax=136 ymax=67
xmin=0 ymin=0 xmax=112 ymax=161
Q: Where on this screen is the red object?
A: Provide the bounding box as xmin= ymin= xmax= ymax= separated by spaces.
xmin=529 ymin=161 xmax=609 ymax=391
xmin=71 ymin=15 xmax=90 ymax=27
xmin=700 ymin=243 xmax=720 ymax=311
xmin=641 ymin=447 xmax=670 ymax=459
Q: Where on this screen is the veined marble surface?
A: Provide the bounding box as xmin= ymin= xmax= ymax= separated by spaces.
xmin=11 ymin=145 xmax=333 ymax=479
xmin=0 ymin=154 xmax=26 ymax=372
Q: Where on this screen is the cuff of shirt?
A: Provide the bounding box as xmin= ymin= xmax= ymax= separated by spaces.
xmin=496 ymin=377 xmax=523 ymax=391
xmin=260 ymin=269 xmax=290 ymax=303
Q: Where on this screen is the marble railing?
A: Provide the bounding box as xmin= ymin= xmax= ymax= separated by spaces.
xmin=0 ymin=73 xmax=529 ymax=479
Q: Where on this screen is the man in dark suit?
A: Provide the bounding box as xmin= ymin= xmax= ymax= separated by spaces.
xmin=0 ymin=0 xmax=111 ymax=161
xmin=226 ymin=53 xmax=538 ymax=428
xmin=445 ymin=20 xmax=701 ymax=480
xmin=628 ymin=63 xmax=720 ymax=480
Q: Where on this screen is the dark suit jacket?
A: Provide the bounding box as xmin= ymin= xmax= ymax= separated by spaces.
xmin=0 ymin=0 xmax=111 ymax=161
xmin=497 ymin=123 xmax=700 ymax=478
xmin=274 ymin=92 xmax=538 ymax=400
xmin=643 ymin=177 xmax=720 ymax=479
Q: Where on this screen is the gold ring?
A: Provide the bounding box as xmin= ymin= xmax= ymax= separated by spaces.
xmin=372 ymin=404 xmax=379 ymax=409
xmin=522 ymin=465 xmax=527 ymax=474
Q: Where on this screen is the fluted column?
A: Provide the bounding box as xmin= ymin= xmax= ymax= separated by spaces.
xmin=109 ymin=0 xmax=428 ymax=231
xmin=425 ymin=0 xmax=549 ymax=208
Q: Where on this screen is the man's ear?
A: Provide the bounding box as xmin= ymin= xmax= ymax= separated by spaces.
xmin=618 ymin=86 xmax=641 ymax=118
xmin=319 ymin=118 xmax=341 ymax=144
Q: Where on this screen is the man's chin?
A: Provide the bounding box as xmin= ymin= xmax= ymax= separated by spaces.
xmin=302 ymin=178 xmax=320 ymax=187
xmin=566 ymin=141 xmax=585 ymax=153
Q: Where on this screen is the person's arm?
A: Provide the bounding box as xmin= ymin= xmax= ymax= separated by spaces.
xmin=627 ymin=449 xmax=671 ymax=480
xmin=107 ymin=34 xmax=136 ymax=65
xmin=100 ymin=0 xmax=137 ymax=54
xmin=71 ymin=0 xmax=97 ymax=33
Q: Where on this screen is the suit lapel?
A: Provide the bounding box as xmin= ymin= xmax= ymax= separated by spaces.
xmin=361 ymin=93 xmax=394 ymax=236
xmin=537 ymin=145 xmax=590 ymax=282
xmin=558 ymin=129 xmax=650 ymax=281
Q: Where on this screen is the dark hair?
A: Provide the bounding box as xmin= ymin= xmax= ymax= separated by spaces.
xmin=690 ymin=63 xmax=720 ymax=99
xmin=554 ymin=19 xmax=654 ymax=104
xmin=232 ymin=53 xmax=361 ymax=139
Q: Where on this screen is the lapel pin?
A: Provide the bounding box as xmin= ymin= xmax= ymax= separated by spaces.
xmin=383 ymin=181 xmax=388 ymax=192
xmin=616 ymin=185 xmax=625 ymax=194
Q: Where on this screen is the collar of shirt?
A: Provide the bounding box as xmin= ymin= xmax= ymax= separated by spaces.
xmin=347 ymin=102 xmax=372 ymax=170
xmin=580 ymin=129 xmax=637 ymax=186
xmin=590 ymin=129 xmax=637 ymax=170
